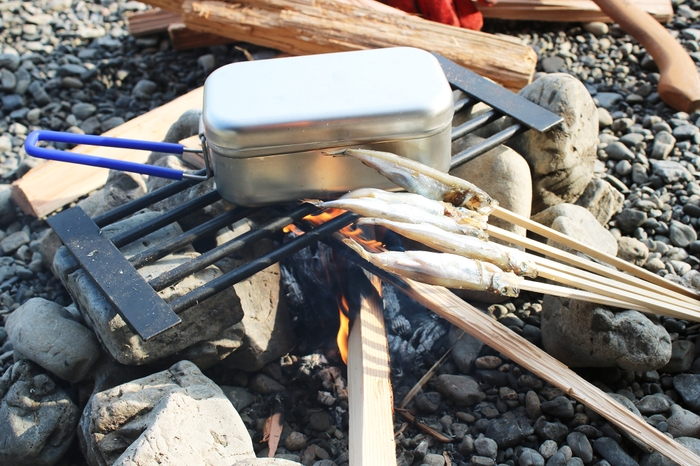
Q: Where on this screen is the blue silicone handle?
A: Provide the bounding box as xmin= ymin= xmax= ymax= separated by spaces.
xmin=24 ymin=130 xmax=186 ymax=180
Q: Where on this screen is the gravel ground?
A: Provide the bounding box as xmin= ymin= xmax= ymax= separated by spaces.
xmin=3 ymin=0 xmax=700 ymax=465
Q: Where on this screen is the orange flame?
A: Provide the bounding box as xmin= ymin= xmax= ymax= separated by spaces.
xmin=283 ymin=206 xmax=385 ymax=364
xmin=337 ymin=295 xmax=351 ymax=364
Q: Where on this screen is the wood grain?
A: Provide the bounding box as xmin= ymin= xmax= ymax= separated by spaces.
xmin=347 ymin=274 xmax=396 ymax=466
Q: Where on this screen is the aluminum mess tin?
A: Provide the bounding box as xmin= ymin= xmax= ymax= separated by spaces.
xmin=201 ymin=47 xmax=454 ymax=206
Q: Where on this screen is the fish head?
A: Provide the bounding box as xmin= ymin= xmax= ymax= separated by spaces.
xmin=490 ymin=274 xmax=523 ymax=298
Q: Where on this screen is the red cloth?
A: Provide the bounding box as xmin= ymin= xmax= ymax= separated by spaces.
xmin=381 ymin=0 xmax=496 ymax=31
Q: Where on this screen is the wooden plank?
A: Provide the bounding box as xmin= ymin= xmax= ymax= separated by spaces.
xmin=175 ymin=0 xmax=536 ymax=91
xmin=127 ymin=8 xmax=183 ymax=36
xmin=478 ymin=0 xmax=673 ymax=23
xmin=347 ymin=274 xmax=396 ymax=466
xmin=390 ymin=277 xmax=700 ymax=466
xmin=167 ymin=22 xmax=235 ymax=50
xmin=11 ymin=87 xmax=204 ymax=218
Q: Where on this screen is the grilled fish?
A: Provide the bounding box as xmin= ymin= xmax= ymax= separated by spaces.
xmin=336 ymin=148 xmax=498 ymax=215
xmin=316 ymin=197 xmax=488 ymax=240
xmin=343 ymin=238 xmax=521 ymax=297
xmin=342 ymin=188 xmax=488 ymax=229
xmin=357 ymin=217 xmax=537 ymax=278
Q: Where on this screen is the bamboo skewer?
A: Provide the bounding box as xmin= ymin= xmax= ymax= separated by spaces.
xmin=535 ymin=256 xmax=700 ymax=315
xmin=532 ymin=264 xmax=700 ymax=320
xmin=519 ymin=279 xmax=655 ymax=312
xmin=487 ymin=224 xmax=700 ymax=307
xmin=491 ymin=206 xmax=700 ymax=300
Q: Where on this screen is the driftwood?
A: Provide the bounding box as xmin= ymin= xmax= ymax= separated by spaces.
xmin=140 ymin=0 xmax=537 ymax=91
xmin=11 ymin=87 xmax=204 ymax=218
xmin=479 ymin=0 xmax=672 ymax=23
xmin=347 ymin=274 xmax=396 ymax=466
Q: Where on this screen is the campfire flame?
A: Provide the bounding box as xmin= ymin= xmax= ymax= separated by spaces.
xmin=284 ymin=206 xmax=384 ymax=363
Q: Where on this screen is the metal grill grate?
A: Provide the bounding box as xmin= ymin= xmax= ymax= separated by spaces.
xmin=47 ymin=55 xmax=562 ymax=340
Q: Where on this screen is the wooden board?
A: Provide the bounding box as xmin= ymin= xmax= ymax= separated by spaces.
xmin=478 ymin=0 xmax=673 ymax=23
xmin=347 ymin=274 xmax=396 ymax=466
xmin=126 ymin=8 xmax=183 ymax=36
xmin=11 ymin=87 xmax=204 ymax=218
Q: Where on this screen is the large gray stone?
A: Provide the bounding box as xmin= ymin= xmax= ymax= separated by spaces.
xmin=76 ymin=170 xmax=147 ymax=219
xmin=450 ymin=133 xmax=532 ymax=238
xmin=79 ymin=360 xmax=255 ymax=466
xmin=6 ymin=298 xmax=101 ymax=382
xmin=574 ymin=177 xmax=624 ymax=225
xmin=541 ymin=296 xmax=672 ymax=370
xmin=506 ymin=73 xmax=598 ymax=214
xmin=617 ymin=237 xmax=650 ymax=267
xmin=0 ymin=360 xmax=79 ymax=466
xmin=217 ymin=237 xmax=295 ymax=372
xmin=666 ymin=404 xmax=700 ymax=438
xmin=54 ymin=211 xmax=244 ymax=366
xmin=531 ymin=203 xmax=618 ymax=256
xmin=448 ymin=324 xmax=484 ymax=375
xmin=148 ymin=109 xmax=202 ymax=165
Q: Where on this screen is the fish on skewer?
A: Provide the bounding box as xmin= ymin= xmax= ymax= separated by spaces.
xmin=343 ymin=238 xmax=522 ymax=297
xmin=342 ymin=188 xmax=488 ymax=229
xmin=314 ymin=197 xmax=488 ymax=240
xmin=357 ymin=217 xmax=538 ymax=278
xmin=333 ymin=148 xmax=498 ymax=215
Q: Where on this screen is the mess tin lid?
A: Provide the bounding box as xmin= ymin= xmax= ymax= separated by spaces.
xmin=202 ymin=47 xmax=454 ymax=158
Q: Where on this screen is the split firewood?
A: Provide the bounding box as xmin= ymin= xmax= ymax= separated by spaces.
xmin=347 ymin=273 xmax=396 ymax=466
xmin=261 ymin=411 xmax=283 ymax=457
xmin=140 ymin=0 xmax=537 ymax=91
xmin=126 ymin=8 xmax=183 ymax=36
xmin=478 ymin=0 xmax=673 ymax=23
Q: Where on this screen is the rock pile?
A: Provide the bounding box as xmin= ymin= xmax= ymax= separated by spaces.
xmin=2 ymin=0 xmax=700 ymax=465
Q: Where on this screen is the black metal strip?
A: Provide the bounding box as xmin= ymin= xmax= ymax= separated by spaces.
xmin=110 ymin=190 xmax=222 ymax=248
xmin=150 ymin=202 xmax=320 ymax=292
xmin=128 ymin=206 xmax=257 ymax=269
xmin=435 ymin=53 xmax=563 ymax=132
xmin=451 ymin=123 xmax=527 ymax=169
xmin=47 ymin=207 xmax=181 ymax=341
xmin=92 ymin=169 xmax=208 ymax=228
xmin=451 ymin=110 xmax=504 ymax=141
xmin=168 ymin=211 xmax=358 ymax=313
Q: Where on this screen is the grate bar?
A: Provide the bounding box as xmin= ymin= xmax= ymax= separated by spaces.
xmin=453 ymin=95 xmax=479 ymax=114
xmin=168 ymin=211 xmax=358 ymax=313
xmin=129 ymin=206 xmax=257 ymax=269
xmin=435 ymin=53 xmax=563 ymax=132
xmin=110 ymin=190 xmax=222 ymax=248
xmin=451 ymin=110 xmax=503 ymax=141
xmin=150 ymin=202 xmax=320 ymax=292
xmin=451 ymin=123 xmax=527 ymax=169
xmin=93 ymin=169 xmax=208 ymax=228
